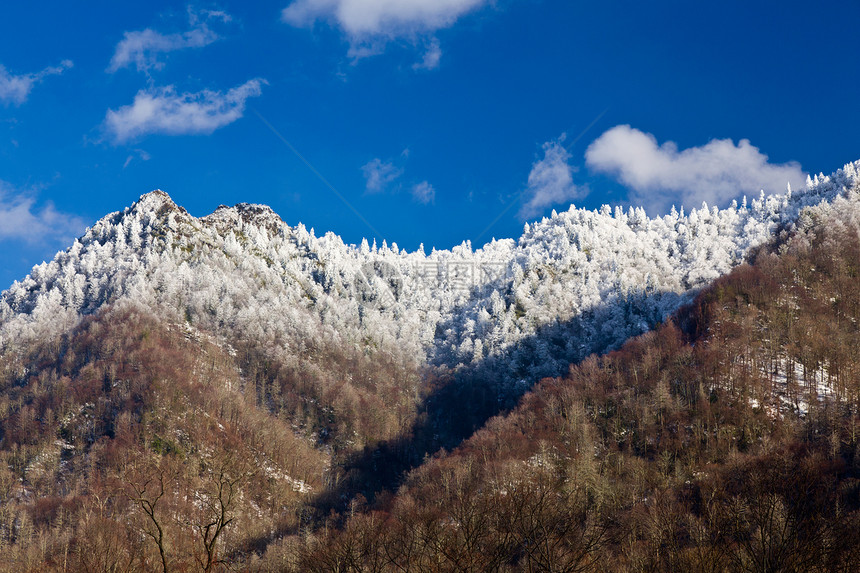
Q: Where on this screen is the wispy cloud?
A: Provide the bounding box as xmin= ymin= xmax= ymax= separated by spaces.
xmin=519 ymin=135 xmax=585 ymax=219
xmin=413 ymin=38 xmax=442 ymax=70
xmin=586 ymin=125 xmax=807 ymax=213
xmin=411 ymin=180 xmax=435 ymax=204
xmin=0 ymin=181 xmax=85 ymax=244
xmin=122 ymin=148 xmax=151 ymax=169
xmin=0 ymin=60 xmax=73 ymax=106
xmin=362 ymin=158 xmax=403 ymax=192
xmin=108 ymin=8 xmax=230 ymax=73
xmin=104 ymin=79 xmax=265 ymax=143
xmin=361 ymin=152 xmax=435 ymax=204
xmin=282 ymin=0 xmax=486 ymax=65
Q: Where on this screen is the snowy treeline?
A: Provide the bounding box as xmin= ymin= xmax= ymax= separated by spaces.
xmin=1 ymin=160 xmax=859 ymax=386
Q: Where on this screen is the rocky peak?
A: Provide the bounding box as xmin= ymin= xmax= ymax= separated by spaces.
xmin=202 ymin=202 xmax=285 ymax=236
xmin=125 ymin=189 xmax=187 ymax=221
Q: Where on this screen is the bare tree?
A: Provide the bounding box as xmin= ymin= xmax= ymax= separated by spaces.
xmin=120 ymin=458 xmax=178 ymax=573
xmin=191 ymin=455 xmax=253 ymax=573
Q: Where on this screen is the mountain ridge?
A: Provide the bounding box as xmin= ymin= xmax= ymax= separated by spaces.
xmin=2 ymin=160 xmax=859 ymax=387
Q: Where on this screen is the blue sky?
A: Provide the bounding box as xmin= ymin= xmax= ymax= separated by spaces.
xmin=2 ymin=0 xmax=859 ymax=289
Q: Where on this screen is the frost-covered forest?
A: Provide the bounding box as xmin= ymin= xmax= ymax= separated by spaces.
xmin=3 ymin=161 xmax=859 ymax=386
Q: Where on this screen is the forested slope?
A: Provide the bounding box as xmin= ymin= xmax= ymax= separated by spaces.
xmin=0 ymin=161 xmax=859 ymax=570
xmin=284 ymin=184 xmax=860 ymax=571
xmin=0 ymin=301 xmax=328 ymax=570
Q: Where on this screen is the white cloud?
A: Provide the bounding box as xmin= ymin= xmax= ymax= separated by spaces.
xmin=0 ymin=60 xmax=73 ymax=106
xmin=104 ymin=79 xmax=265 ymax=143
xmin=108 ymin=9 xmax=229 ymax=73
xmin=362 ymin=157 xmax=403 ymax=192
xmin=198 ymin=9 xmax=232 ymax=23
xmin=585 ymin=125 xmax=807 ymax=213
xmin=123 ymin=148 xmax=152 ymax=169
xmin=0 ymin=181 xmax=85 ymax=244
xmin=361 ymin=154 xmax=434 ymax=203
xmin=282 ymin=0 xmax=486 ymax=63
xmin=519 ymin=135 xmax=585 ymax=220
xmin=283 ymin=0 xmax=486 ymax=35
xmin=413 ymin=38 xmax=442 ymax=70
xmin=412 ymin=180 xmax=435 ymax=204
